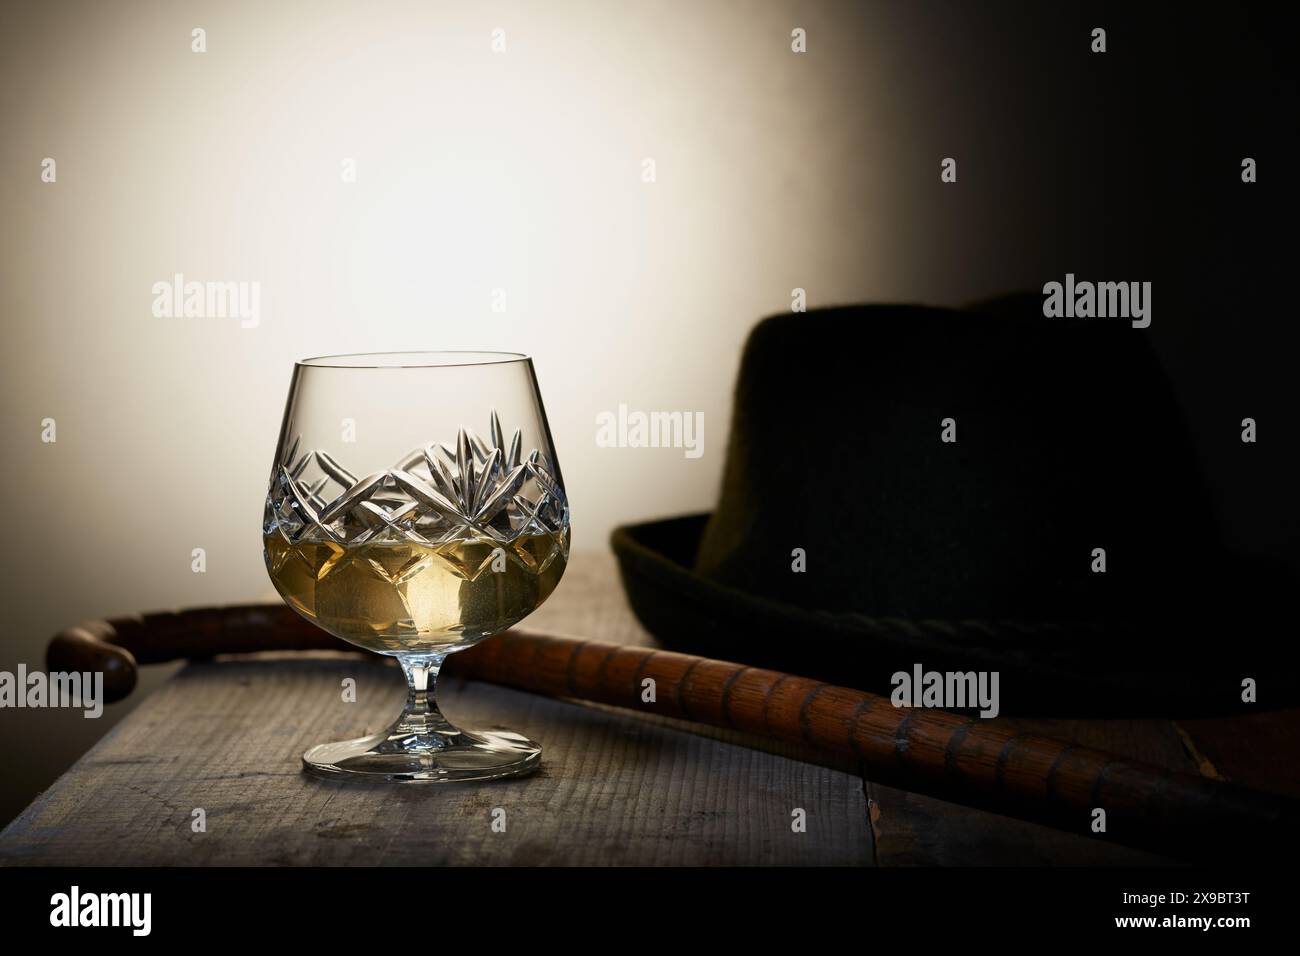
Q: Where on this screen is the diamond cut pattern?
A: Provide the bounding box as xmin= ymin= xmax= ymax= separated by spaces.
xmin=264 ymin=410 xmax=569 ymax=577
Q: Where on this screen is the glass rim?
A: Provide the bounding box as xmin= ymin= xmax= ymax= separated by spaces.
xmin=296 ymin=350 xmax=531 ymax=369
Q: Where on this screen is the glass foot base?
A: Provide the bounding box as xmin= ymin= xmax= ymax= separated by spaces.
xmin=303 ymin=727 xmax=541 ymax=783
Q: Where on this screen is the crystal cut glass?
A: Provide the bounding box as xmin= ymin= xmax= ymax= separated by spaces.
xmin=262 ymin=351 xmax=569 ymax=781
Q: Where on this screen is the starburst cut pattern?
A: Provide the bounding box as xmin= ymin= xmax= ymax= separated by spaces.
xmin=263 ymin=410 xmax=569 ymax=580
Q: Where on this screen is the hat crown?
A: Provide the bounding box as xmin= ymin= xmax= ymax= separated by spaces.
xmin=693 ymin=301 xmax=1219 ymax=622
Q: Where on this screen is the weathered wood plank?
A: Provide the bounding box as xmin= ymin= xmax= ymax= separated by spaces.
xmin=4 ymin=550 xmax=1262 ymax=865
xmin=1176 ymin=709 xmax=1300 ymax=798
xmin=0 ymin=655 xmax=873 ymax=866
xmin=862 ymin=717 xmax=1197 ymax=866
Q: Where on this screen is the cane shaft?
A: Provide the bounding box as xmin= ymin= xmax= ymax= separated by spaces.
xmin=457 ymin=629 xmax=1296 ymax=862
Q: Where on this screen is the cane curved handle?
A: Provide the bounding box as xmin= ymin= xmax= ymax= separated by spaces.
xmin=46 ymin=604 xmax=345 ymax=703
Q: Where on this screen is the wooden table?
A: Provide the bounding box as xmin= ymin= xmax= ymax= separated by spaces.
xmin=1 ymin=552 xmax=1293 ymax=866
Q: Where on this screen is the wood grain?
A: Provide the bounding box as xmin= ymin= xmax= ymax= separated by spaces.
xmin=0 ymin=653 xmax=872 ymax=866
xmin=862 ymin=718 xmax=1196 ymax=866
xmin=446 ymin=632 xmax=1300 ymax=861
xmin=526 ymin=554 xmax=1300 ymax=865
xmin=1176 ymin=709 xmax=1300 ymax=798
xmin=11 ymin=550 xmax=1290 ymax=865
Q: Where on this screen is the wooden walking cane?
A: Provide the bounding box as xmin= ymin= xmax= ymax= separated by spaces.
xmin=48 ymin=603 xmax=1300 ymax=862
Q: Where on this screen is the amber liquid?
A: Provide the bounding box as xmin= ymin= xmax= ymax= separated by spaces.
xmin=264 ymin=530 xmax=567 ymax=655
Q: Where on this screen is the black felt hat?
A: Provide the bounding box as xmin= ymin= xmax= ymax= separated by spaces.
xmin=611 ymin=298 xmax=1297 ymax=716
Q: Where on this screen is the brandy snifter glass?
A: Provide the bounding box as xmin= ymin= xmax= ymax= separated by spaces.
xmin=262 ymin=352 xmax=569 ymax=781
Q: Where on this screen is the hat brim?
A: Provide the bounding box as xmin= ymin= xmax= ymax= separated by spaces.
xmin=610 ymin=515 xmax=1299 ymax=717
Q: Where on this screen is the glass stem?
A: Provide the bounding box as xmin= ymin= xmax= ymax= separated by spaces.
xmin=395 ymin=653 xmax=454 ymax=742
